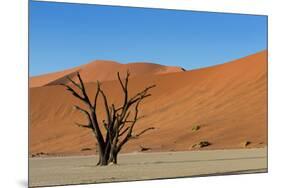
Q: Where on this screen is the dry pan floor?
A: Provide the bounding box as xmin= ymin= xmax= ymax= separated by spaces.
xmin=29 ymin=148 xmax=267 ymax=187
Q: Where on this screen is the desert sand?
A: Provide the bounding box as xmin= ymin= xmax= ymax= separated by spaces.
xmin=29 ymin=148 xmax=267 ymax=187
xmin=30 ymin=60 xmax=184 ymax=88
xmin=29 ymin=50 xmax=267 ymax=156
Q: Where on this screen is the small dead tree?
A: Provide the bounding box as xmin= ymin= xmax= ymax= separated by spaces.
xmin=61 ymin=71 xmax=155 ymax=166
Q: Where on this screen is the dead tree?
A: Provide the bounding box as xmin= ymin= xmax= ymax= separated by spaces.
xmin=61 ymin=71 xmax=155 ymax=166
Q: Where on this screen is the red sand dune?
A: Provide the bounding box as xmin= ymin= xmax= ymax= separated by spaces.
xmin=30 ymin=60 xmax=184 ymax=88
xmin=29 ymin=51 xmax=267 ymax=156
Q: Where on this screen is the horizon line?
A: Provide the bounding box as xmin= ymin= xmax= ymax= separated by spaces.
xmin=30 ymin=49 xmax=267 ymax=77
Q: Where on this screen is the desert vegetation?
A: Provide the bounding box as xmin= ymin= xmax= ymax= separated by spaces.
xmin=61 ymin=71 xmax=155 ymax=165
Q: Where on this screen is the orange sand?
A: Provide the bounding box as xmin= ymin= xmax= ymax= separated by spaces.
xmin=30 ymin=60 xmax=184 ymax=88
xmin=29 ymin=51 xmax=267 ymax=156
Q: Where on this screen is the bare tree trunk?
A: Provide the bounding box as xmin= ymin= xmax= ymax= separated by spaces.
xmin=100 ymin=155 xmax=108 ymax=166
xmin=96 ymin=144 xmax=109 ymax=166
xmin=109 ymin=148 xmax=118 ymax=164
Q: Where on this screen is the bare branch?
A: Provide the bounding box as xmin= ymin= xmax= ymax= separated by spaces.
xmin=76 ymin=72 xmax=92 ymax=106
xmin=102 ymin=120 xmax=109 ymax=131
xmin=134 ymin=127 xmax=155 ymax=137
xmin=74 ymin=105 xmax=88 ymax=115
xmin=75 ymin=122 xmax=92 ymax=129
xmin=99 ymin=87 xmax=111 ymax=123
xmin=117 ymin=72 xmax=126 ymax=91
xmin=123 ymin=71 xmax=130 ymax=92
xmin=77 ymin=73 xmax=86 ymax=92
xmin=92 ymin=81 xmax=100 ymax=111
xmin=128 ymin=85 xmax=156 ymax=106
xmin=121 ymin=115 xmax=144 ymax=124
xmin=60 ymin=83 xmax=84 ymax=101
xmin=73 ymin=105 xmax=94 ymax=130
xmin=66 ymin=75 xmax=82 ymax=90
xmin=118 ymin=127 xmax=129 ymax=137
xmin=117 ymin=100 xmax=142 ymax=151
xmin=120 ymin=111 xmax=131 ymax=126
xmin=117 ymin=71 xmax=130 ymax=108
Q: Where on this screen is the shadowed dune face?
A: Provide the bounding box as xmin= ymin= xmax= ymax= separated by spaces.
xmin=29 ymin=60 xmax=184 ymax=88
xmin=29 ymin=51 xmax=267 ymax=156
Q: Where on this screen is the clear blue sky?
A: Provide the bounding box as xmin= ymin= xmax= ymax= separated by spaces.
xmin=29 ymin=1 xmax=267 ymax=76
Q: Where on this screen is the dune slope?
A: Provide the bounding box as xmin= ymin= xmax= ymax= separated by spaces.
xmin=30 ymin=60 xmax=184 ymax=87
xmin=29 ymin=51 xmax=267 ymax=155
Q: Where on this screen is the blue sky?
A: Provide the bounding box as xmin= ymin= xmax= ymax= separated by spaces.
xmin=29 ymin=1 xmax=267 ymax=76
